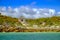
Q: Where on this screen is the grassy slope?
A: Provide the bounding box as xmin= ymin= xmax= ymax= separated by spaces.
xmin=0 ymin=14 xmax=60 ymax=27
xmin=26 ymin=16 xmax=60 ymax=27
xmin=0 ymin=14 xmax=22 ymax=27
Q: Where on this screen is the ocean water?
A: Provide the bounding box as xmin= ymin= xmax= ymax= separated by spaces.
xmin=0 ymin=32 xmax=60 ymax=40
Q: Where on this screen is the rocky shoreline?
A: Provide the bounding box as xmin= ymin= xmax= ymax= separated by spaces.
xmin=0 ymin=25 xmax=60 ymax=32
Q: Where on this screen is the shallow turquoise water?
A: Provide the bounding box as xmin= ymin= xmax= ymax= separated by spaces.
xmin=0 ymin=32 xmax=60 ymax=40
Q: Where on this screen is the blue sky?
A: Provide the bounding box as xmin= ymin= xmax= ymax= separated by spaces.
xmin=0 ymin=0 xmax=60 ymax=18
xmin=0 ymin=0 xmax=60 ymax=11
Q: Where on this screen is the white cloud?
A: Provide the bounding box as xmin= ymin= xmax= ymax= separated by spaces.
xmin=0 ymin=7 xmax=6 ymax=13
xmin=56 ymin=12 xmax=60 ymax=16
xmin=14 ymin=8 xmax=19 ymax=13
xmin=2 ymin=7 xmax=6 ymax=11
xmin=32 ymin=8 xmax=37 ymax=12
xmin=57 ymin=12 xmax=60 ymax=14
xmin=0 ymin=6 xmax=59 ymax=19
xmin=49 ymin=9 xmax=55 ymax=16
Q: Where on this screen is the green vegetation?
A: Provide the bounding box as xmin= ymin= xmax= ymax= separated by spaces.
xmin=26 ymin=16 xmax=60 ymax=27
xmin=0 ymin=14 xmax=60 ymax=32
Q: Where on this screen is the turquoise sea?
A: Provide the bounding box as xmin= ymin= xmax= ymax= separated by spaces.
xmin=0 ymin=32 xmax=60 ymax=40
